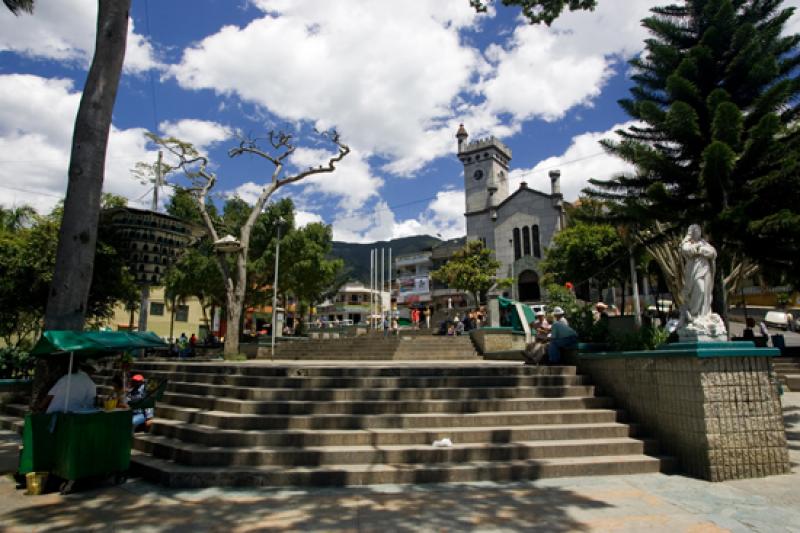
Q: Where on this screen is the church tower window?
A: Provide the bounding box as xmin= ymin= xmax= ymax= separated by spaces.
xmin=532 ymin=225 xmax=541 ymax=258
xmin=522 ymin=227 xmax=531 ymax=256
xmin=513 ymin=228 xmax=521 ymax=261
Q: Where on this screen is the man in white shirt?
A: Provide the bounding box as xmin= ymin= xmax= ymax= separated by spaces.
xmin=41 ymin=365 xmax=97 ymax=414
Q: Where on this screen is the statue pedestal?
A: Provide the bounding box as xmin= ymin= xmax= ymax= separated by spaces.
xmin=577 ymin=341 xmax=789 ymax=481
xmin=677 ymin=313 xmax=727 ymax=343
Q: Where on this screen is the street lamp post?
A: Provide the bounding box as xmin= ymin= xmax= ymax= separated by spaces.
xmin=509 ymin=239 xmax=516 ymax=301
xmin=271 ymin=222 xmax=283 ymax=361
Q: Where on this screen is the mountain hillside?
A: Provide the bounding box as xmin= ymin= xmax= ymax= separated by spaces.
xmin=330 ymin=235 xmax=443 ymax=283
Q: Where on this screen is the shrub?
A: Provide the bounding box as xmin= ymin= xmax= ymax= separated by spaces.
xmin=0 ymin=347 xmax=34 ymax=379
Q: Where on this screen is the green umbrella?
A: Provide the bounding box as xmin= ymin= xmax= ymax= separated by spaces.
xmin=30 ymin=331 xmax=168 ymax=413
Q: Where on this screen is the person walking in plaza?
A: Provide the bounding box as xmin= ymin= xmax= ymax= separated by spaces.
xmin=424 ymin=307 xmax=431 ymax=329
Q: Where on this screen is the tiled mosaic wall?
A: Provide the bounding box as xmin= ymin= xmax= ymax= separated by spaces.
xmin=579 ymin=355 xmax=790 ymax=481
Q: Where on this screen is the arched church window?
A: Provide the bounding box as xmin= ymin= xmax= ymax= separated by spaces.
xmin=522 ymin=226 xmax=531 ymax=256
xmin=513 ymin=228 xmax=521 ymax=261
xmin=532 ymin=225 xmax=541 ymax=258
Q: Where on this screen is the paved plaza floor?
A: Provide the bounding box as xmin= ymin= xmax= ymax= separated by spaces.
xmin=0 ymin=393 xmax=797 ymax=532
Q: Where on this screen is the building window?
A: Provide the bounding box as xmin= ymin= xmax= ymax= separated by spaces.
xmin=513 ymin=228 xmax=521 ymax=261
xmin=175 ymin=305 xmax=189 ymax=322
xmin=522 ymin=226 xmax=531 ymax=256
xmin=150 ymin=302 xmax=165 ymax=316
xmin=532 ymin=225 xmax=541 ymax=258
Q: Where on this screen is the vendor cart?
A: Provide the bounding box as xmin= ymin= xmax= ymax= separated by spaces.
xmin=19 ymin=330 xmax=167 ymax=493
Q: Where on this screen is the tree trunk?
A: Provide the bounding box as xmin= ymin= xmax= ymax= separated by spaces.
xmin=224 ymin=297 xmax=242 ymax=357
xmin=223 ymin=245 xmax=249 ymax=357
xmin=44 ymin=0 xmax=130 ymax=330
xmin=34 ymin=0 xmax=130 ymax=407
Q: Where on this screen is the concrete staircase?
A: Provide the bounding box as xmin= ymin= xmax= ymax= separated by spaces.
xmin=89 ymin=361 xmax=672 ymax=487
xmin=773 ymin=357 xmax=800 ymax=391
xmin=267 ymin=335 xmax=479 ymax=360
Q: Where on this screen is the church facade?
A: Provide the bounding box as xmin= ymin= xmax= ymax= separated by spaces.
xmin=456 ymin=124 xmax=565 ymax=302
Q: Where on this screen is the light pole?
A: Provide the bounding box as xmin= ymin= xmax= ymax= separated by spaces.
xmin=271 ymin=221 xmax=283 ymax=361
xmin=509 ymin=239 xmax=516 ymax=301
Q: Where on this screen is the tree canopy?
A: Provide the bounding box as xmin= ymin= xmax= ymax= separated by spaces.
xmin=470 ymin=0 xmax=596 ymax=25
xmin=587 ymin=0 xmax=800 ymax=291
xmin=0 ymin=198 xmax=137 ymax=347
xmin=540 ymin=219 xmax=627 ymax=292
xmin=431 ymin=240 xmax=502 ymax=305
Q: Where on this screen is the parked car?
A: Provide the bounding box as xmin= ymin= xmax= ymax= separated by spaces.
xmin=764 ymin=310 xmax=790 ymax=331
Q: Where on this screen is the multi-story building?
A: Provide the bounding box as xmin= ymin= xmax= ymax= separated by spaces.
xmin=394 ymin=251 xmax=432 ymax=306
xmin=315 ymin=282 xmax=390 ymax=324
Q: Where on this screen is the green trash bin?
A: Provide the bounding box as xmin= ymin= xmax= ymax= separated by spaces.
xmin=19 ymin=410 xmax=133 ymax=484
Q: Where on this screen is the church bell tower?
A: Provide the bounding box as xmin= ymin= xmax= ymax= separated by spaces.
xmin=456 ymin=124 xmax=512 ymax=222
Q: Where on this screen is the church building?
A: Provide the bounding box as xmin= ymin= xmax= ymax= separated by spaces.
xmin=456 ymin=124 xmax=565 ymax=302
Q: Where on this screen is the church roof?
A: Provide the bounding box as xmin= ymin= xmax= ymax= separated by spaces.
xmin=497 ymin=184 xmax=557 ymax=210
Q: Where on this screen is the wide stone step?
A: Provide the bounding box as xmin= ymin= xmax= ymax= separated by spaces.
xmin=154 ymin=405 xmax=623 ymax=430
xmin=153 ymin=381 xmax=596 ymax=402
xmin=113 ymin=371 xmax=584 ymax=390
xmin=3 ymin=403 xmax=28 ymax=418
xmin=131 ymin=452 xmax=668 ymax=488
xmin=0 ymin=413 xmax=24 ymax=435
xmin=159 ymin=393 xmax=613 ymax=415
xmin=134 ymin=434 xmax=647 ymax=467
xmin=784 ymin=374 xmax=800 ymax=391
xmin=128 ymin=362 xmax=573 ymax=378
xmin=148 ymin=419 xmax=634 ymax=448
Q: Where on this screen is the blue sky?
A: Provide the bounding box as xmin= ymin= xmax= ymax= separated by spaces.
xmin=1 ymin=0 xmax=798 ymax=242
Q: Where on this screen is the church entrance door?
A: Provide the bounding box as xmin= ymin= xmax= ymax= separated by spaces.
xmin=518 ymin=270 xmax=541 ymax=302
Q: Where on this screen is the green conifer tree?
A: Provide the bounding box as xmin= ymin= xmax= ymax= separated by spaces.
xmin=587 ymin=0 xmax=800 ymax=314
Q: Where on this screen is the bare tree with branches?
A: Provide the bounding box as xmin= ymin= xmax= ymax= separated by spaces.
xmin=149 ymin=130 xmax=349 ymax=356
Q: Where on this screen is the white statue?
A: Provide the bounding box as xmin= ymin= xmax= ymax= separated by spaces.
xmin=677 ymin=224 xmax=727 ymax=342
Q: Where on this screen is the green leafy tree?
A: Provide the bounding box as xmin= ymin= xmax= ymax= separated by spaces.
xmin=587 ymin=0 xmax=800 ymax=317
xmin=470 ymin=0 xmax=596 ymax=24
xmin=279 ymin=222 xmax=344 ymax=319
xmin=0 ymin=200 xmax=137 ymax=347
xmin=540 ymin=221 xmax=627 ymax=293
xmin=431 ymin=240 xmax=502 ymax=305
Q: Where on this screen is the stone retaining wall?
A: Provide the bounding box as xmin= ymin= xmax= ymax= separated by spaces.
xmin=579 ymin=343 xmax=790 ymax=481
xmin=470 ymin=328 xmax=526 ymax=354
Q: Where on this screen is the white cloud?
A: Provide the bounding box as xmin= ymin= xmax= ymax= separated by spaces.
xmin=481 ymin=0 xmax=663 ymax=122
xmin=159 ymin=119 xmax=233 ymax=152
xmin=786 ymin=0 xmax=800 ymax=36
xmin=330 ymin=189 xmax=465 ymax=243
xmin=170 ymin=1 xmax=481 ymax=174
xmin=169 ymin=0 xmax=666 ymax=176
xmin=225 ymin=182 xmax=264 ymax=206
xmin=0 ymin=74 xmax=157 ymax=212
xmin=295 ymin=210 xmax=323 ymax=228
xmin=291 ymin=148 xmax=383 ymax=211
xmin=508 ymin=121 xmax=638 ymax=202
xmin=0 ymin=0 xmax=161 ymax=73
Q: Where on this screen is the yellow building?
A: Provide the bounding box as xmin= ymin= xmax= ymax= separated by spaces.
xmin=105 ymin=286 xmax=209 ymax=341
